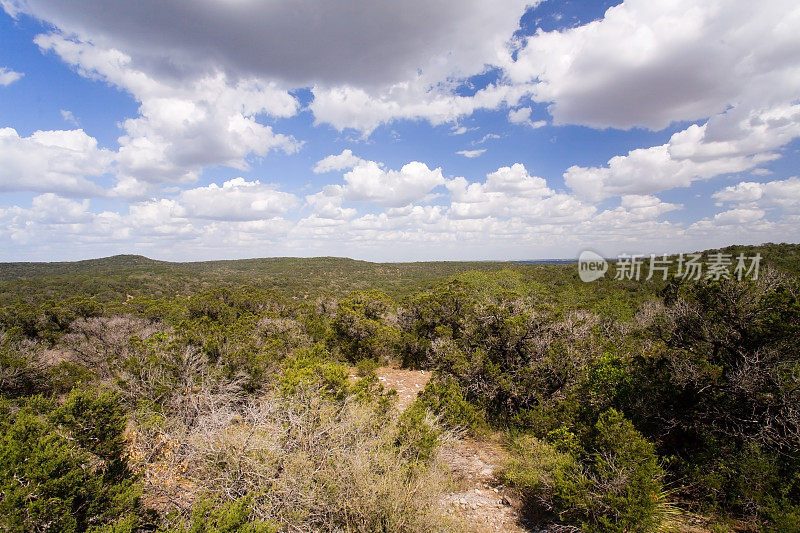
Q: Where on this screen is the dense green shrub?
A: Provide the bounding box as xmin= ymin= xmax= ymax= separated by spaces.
xmin=279 ymin=344 xmax=350 ymax=399
xmin=630 ymin=274 xmax=800 ymax=520
xmin=412 ymin=376 xmax=485 ymax=434
xmin=162 ymin=497 xmax=277 ymax=533
xmin=0 ymin=298 xmax=102 ymax=344
xmin=355 ymin=357 xmax=379 ymax=376
xmin=503 ymin=410 xmax=664 ymax=532
xmin=329 ymin=290 xmax=400 ymax=363
xmin=395 ymin=403 xmax=442 ymax=464
xmin=0 ymin=390 xmax=140 ymax=532
xmin=501 ymin=434 xmax=580 ymax=522
xmin=46 ymin=361 xmax=97 ymax=394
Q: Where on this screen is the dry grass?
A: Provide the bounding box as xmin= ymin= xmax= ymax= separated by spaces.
xmin=130 ymin=386 xmax=461 ymax=532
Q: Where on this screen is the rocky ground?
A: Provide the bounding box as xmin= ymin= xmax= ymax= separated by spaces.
xmin=372 ymin=367 xmax=532 ymax=532
xmin=371 ymin=367 xmax=725 ymax=533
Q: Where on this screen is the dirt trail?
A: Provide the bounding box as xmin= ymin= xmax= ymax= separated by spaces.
xmin=375 ymin=366 xmax=431 ymax=411
xmin=371 ymin=367 xmax=531 ymax=533
xmin=366 ymin=368 xmax=717 ymax=532
xmin=440 ymin=436 xmax=530 ymax=532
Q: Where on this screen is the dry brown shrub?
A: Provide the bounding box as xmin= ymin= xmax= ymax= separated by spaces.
xmin=61 ymin=315 xmax=164 ymax=374
xmin=131 ymin=386 xmax=460 ymax=532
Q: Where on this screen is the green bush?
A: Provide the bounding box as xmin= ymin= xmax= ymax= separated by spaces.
xmin=503 ymin=410 xmax=664 ymax=532
xmin=501 ymin=434 xmax=581 ymax=523
xmin=162 ymin=497 xmax=277 ymax=533
xmin=355 ymin=357 xmax=379 ymax=376
xmin=279 ymin=345 xmax=350 ymax=399
xmin=413 ymin=376 xmax=485 ymax=434
xmin=0 ymin=390 xmax=140 ymax=532
xmin=396 ymin=403 xmax=442 ymax=464
xmin=582 ymin=410 xmax=664 ymax=532
xmin=329 ymin=290 xmax=400 ymax=364
xmin=636 ymin=275 xmax=800 ymax=521
xmin=54 ymin=388 xmax=131 ymax=479
xmin=46 ymin=361 xmax=97 ymax=394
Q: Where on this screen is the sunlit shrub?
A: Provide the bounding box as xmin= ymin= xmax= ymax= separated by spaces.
xmin=412 ymin=376 xmax=485 ymax=434
xmin=503 ymin=410 xmax=664 ymax=532
xmin=329 ymin=290 xmax=400 ymax=364
xmin=0 ymin=389 xmax=140 ymax=532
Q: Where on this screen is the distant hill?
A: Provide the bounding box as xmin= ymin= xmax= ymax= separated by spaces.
xmin=1 ymin=243 xmax=797 ymax=305
xmin=0 ymin=254 xmax=522 ymax=304
xmin=0 ymin=254 xmax=167 ymax=280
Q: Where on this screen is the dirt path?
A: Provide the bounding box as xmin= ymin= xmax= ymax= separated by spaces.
xmin=367 ymin=367 xmax=719 ymax=533
xmin=375 ymin=366 xmax=431 ymax=411
xmin=370 ymin=367 xmax=530 ymax=532
xmin=440 ymin=436 xmax=530 ymax=532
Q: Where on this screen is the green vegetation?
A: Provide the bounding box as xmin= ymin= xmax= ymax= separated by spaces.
xmin=0 ymin=242 xmax=798 ymax=531
xmin=0 ymin=389 xmax=139 ymax=532
xmin=502 ymin=410 xmax=666 ymax=532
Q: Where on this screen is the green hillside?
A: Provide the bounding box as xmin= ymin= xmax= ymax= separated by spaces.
xmin=0 ymin=242 xmax=798 ymax=532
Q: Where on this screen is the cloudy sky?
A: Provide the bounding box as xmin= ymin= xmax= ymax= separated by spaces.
xmin=0 ymin=0 xmax=799 ymax=261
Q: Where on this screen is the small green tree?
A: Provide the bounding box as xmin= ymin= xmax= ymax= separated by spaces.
xmin=329 ymin=290 xmax=399 ymax=363
xmin=503 ymin=410 xmax=664 ymax=532
xmin=0 ymin=390 xmax=140 ymax=532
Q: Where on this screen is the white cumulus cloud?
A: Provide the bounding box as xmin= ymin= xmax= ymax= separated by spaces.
xmin=0 ymin=67 xmax=23 ymax=86
xmin=312 ymin=159 xmax=446 ymax=209
xmin=35 ymin=33 xmax=300 ymax=194
xmin=177 ymin=178 xmax=298 ymax=221
xmin=508 ymin=107 xmax=547 ymax=129
xmin=0 ymin=127 xmax=112 ymax=196
xmin=313 ymin=149 xmax=364 ymax=173
xmin=564 ymin=104 xmax=800 ymax=201
xmin=506 ymin=0 xmax=800 ymax=130
xmin=447 ymin=163 xmax=595 ymax=223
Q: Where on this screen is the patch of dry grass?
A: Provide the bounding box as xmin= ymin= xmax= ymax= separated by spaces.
xmin=130 ymin=385 xmax=461 ymax=532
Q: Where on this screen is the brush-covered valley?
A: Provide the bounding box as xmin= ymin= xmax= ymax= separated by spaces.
xmin=1 ymin=243 xmax=799 ymax=532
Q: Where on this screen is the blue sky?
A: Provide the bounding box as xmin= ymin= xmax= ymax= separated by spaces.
xmin=0 ymin=0 xmax=798 ymax=261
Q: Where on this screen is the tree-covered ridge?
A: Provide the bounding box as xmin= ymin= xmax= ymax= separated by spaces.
xmin=0 ymin=242 xmax=798 ymax=531
xmin=0 ymin=254 xmax=520 ymax=305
